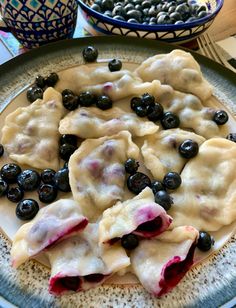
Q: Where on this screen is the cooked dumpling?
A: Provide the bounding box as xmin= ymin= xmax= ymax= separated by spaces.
xmin=169 ymin=138 xmax=236 ymax=231
xmin=131 ymin=226 xmax=199 ymax=297
xmin=141 ymin=128 xmax=205 ymax=180
xmin=59 ymin=106 xmax=159 ymax=138
xmin=99 ymin=187 xmax=172 ymax=244
xmin=1 ymin=87 xmax=65 ymax=170
xmin=69 ymin=131 xmax=139 ymax=221
xmin=56 ymin=64 xmax=173 ymax=102
xmin=47 ymin=223 xmax=130 ymax=295
xmin=159 ymin=90 xmax=229 ymax=139
xmin=134 ymin=49 xmax=212 ymax=101
xmin=11 ymin=199 xmax=88 ymax=268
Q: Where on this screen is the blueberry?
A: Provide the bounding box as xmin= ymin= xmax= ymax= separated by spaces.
xmin=112 ymin=5 xmax=126 ymax=17
xmin=0 ymin=179 xmax=8 ymax=197
xmin=27 ymin=86 xmax=43 ymax=103
xmin=78 ymin=91 xmax=97 ymax=107
xmin=170 ymin=12 xmax=182 ymax=21
xmin=126 ymin=9 xmax=142 ymax=22
xmin=130 ymin=96 xmax=142 ymax=111
xmin=17 ymin=169 xmax=41 ymax=191
xmin=41 ymin=169 xmax=56 ymax=185
xmin=147 ymin=103 xmax=164 ymax=121
xmin=175 ymin=20 xmax=184 ymax=25
xmin=226 ymin=133 xmax=236 ymax=143
xmin=135 ymin=106 xmax=148 ymax=117
xmin=60 ymin=134 xmax=78 ymax=147
xmin=197 ymin=231 xmax=214 ymax=251
xmin=96 ymin=95 xmax=113 ymax=110
xmin=157 ymin=14 xmax=172 ymax=24
xmin=124 ymin=158 xmax=139 ymax=174
xmin=124 ymin=3 xmax=135 ymax=12
xmin=151 ymin=180 xmax=165 ymax=195
xmin=113 ymin=15 xmax=126 ymax=21
xmin=154 ymin=190 xmax=173 ymax=211
xmin=121 ymin=234 xmax=139 ymax=250
xmin=35 ymin=75 xmax=45 ymax=89
xmin=101 ymin=0 xmax=114 ymax=11
xmin=38 ymin=184 xmax=58 ymax=203
xmin=161 ymin=112 xmax=180 ymax=129
xmin=82 ymin=46 xmax=98 ymax=62
xmin=127 ymin=172 xmax=151 ymax=194
xmin=62 ymin=93 xmax=79 ymax=111
xmin=7 ymin=187 xmax=24 ymax=203
xmin=108 ymin=59 xmax=122 ymax=72
xmin=179 ymin=139 xmax=199 ymax=159
xmin=64 ymin=161 xmax=69 ymax=169
xmin=213 ymin=110 xmax=228 ymax=125
xmin=54 ymin=168 xmax=71 ymax=192
xmin=59 ymin=143 xmax=77 ymax=161
xmin=16 ymin=199 xmax=39 ymax=220
xmin=197 ymin=11 xmax=207 ymax=18
xmin=127 ymin=18 xmax=139 ymax=23
xmin=91 ymin=3 xmax=102 ymax=12
xmin=1 ymin=163 xmax=22 ymax=184
xmin=61 ymin=89 xmax=74 ymax=97
xmin=44 ymin=72 xmax=59 ymax=87
xmin=141 ymin=0 xmax=152 ymax=9
xmin=0 ymin=144 xmax=4 ymax=157
xmin=141 ymin=93 xmax=155 ymax=107
xmin=163 ymin=172 xmax=182 ymax=190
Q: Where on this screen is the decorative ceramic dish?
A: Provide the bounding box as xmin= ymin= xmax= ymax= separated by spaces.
xmin=77 ymin=0 xmax=224 ymax=43
xmin=0 ymin=36 xmax=236 ymax=307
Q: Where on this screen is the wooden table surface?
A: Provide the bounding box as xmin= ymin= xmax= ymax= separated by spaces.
xmin=208 ymin=0 xmax=236 ymax=41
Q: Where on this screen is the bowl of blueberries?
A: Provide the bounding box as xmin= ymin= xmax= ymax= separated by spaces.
xmin=78 ymin=0 xmax=223 ymax=43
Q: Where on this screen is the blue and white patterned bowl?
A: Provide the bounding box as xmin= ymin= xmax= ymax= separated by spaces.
xmin=78 ymin=0 xmax=223 ymax=43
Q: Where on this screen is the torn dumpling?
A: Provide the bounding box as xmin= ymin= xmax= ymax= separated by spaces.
xmin=46 ymin=223 xmax=130 ymax=295
xmin=59 ymin=106 xmax=159 ymax=138
xmin=99 ymin=187 xmax=172 ymax=244
xmin=11 ymin=199 xmax=88 ymax=268
xmin=69 ymin=131 xmax=139 ymax=221
xmin=134 ymin=49 xmax=212 ymax=101
xmin=169 ymin=138 xmax=236 ymax=231
xmin=1 ymin=87 xmax=65 ymax=170
xmin=131 ymin=226 xmax=199 ymax=297
xmin=141 ymin=128 xmax=205 ymax=180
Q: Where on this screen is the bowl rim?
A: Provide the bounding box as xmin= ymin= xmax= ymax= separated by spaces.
xmin=78 ymin=0 xmax=224 ymax=31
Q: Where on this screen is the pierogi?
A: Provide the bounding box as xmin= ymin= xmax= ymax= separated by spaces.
xmin=59 ymin=106 xmax=159 ymax=138
xmin=131 ymin=226 xmax=199 ymax=296
xmin=1 ymin=87 xmax=65 ymax=170
xmin=169 ymin=138 xmax=236 ymax=231
xmin=141 ymin=128 xmax=206 ymax=180
xmin=47 ymin=223 xmax=130 ymax=295
xmin=69 ymin=131 xmax=139 ymax=221
xmin=1 ymin=48 xmax=235 ymax=299
xmin=11 ymin=199 xmax=88 ymax=268
xmin=99 ymin=188 xmax=172 ymax=244
xmin=134 ymin=49 xmax=213 ymax=101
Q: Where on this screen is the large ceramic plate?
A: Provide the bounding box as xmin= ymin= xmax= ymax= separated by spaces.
xmin=0 ymin=36 xmax=236 ymax=308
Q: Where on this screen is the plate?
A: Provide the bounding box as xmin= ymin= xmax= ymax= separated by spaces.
xmin=0 ymin=36 xmax=236 ymax=308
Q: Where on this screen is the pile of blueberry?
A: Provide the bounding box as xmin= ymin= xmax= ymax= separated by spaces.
xmin=0 ymin=144 xmax=71 ymax=221
xmin=90 ymin=0 xmax=209 ymax=25
xmin=27 ymin=72 xmax=59 ymax=103
xmin=131 ymin=93 xmax=180 ymax=129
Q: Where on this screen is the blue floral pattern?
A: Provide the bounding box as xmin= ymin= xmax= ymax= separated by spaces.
xmin=0 ymin=0 xmax=78 ymax=48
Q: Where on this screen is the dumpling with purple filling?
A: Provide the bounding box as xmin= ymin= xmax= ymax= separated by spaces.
xmin=46 ymin=223 xmax=130 ymax=295
xmin=131 ymin=226 xmax=199 ymax=297
xmin=169 ymin=138 xmax=236 ymax=231
xmin=134 ymin=49 xmax=212 ymax=101
xmin=1 ymin=87 xmax=65 ymax=170
xmin=99 ymin=187 xmax=172 ymax=244
xmin=141 ymin=128 xmax=205 ymax=180
xmin=69 ymin=131 xmax=139 ymax=221
xmin=11 ymin=199 xmax=88 ymax=268
xmin=59 ymin=106 xmax=159 ymax=138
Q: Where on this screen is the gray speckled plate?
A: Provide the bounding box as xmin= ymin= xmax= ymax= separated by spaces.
xmin=0 ymin=36 xmax=236 ymax=308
